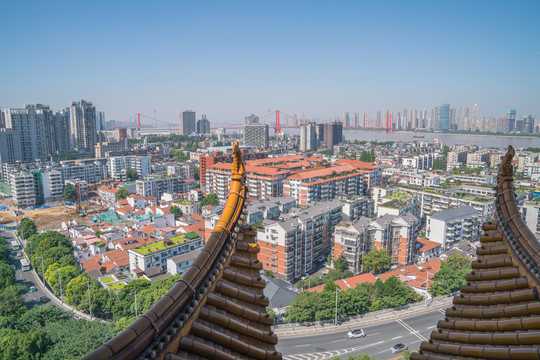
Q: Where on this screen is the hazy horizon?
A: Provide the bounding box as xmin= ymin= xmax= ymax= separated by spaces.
xmin=1 ymin=1 xmax=539 ymax=125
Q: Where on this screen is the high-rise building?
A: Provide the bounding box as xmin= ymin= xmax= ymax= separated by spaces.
xmin=362 ymin=112 xmax=369 ymax=128
xmin=54 ymin=109 xmax=71 ymax=153
xmin=70 ymin=100 xmax=97 ymax=153
xmin=520 ymin=115 xmax=535 ymax=134
xmin=354 ymin=112 xmax=359 ymax=128
xmin=505 ymin=109 xmax=517 ymax=133
xmin=180 ymin=110 xmax=196 ymax=136
xmin=471 ymin=104 xmax=478 ymax=131
xmin=0 ymin=129 xmax=22 ymax=165
xmin=196 ymin=115 xmax=211 ymax=134
xmin=344 ymin=112 xmax=350 ymax=127
xmin=4 ymin=104 xmax=53 ymax=161
xmin=97 ymin=111 xmax=105 ymax=131
xmin=438 ymin=104 xmax=450 ymax=130
xmin=244 ymin=124 xmax=269 ymax=149
xmin=449 ymin=107 xmax=456 ymax=130
xmin=376 ymin=110 xmax=381 ymax=128
xmin=244 ymin=113 xmax=259 ymax=125
xmin=299 ymin=123 xmax=319 ymax=151
xmin=0 ymin=109 xmax=5 ymax=128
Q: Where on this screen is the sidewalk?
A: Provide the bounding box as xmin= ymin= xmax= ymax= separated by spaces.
xmin=274 ymin=293 xmax=455 ymax=337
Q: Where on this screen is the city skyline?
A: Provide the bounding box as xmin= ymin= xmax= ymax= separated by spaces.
xmin=1 ymin=1 xmax=539 ymax=124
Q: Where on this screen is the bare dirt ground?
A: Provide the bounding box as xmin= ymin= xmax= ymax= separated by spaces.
xmin=0 ymin=203 xmax=107 ymax=231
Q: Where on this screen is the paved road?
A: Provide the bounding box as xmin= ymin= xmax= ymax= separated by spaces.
xmin=277 ymin=310 xmax=445 ymax=360
xmin=1 ymin=229 xmax=52 ymax=308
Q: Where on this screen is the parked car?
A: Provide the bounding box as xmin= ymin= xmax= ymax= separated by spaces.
xmin=14 ymin=252 xmax=21 ymax=258
xmin=10 ymin=265 xmax=15 ymax=270
xmin=390 ymin=343 xmax=408 ymax=354
xmin=29 ymin=286 xmax=38 ymax=292
xmin=347 ymin=329 xmax=366 ymax=339
xmin=39 ymin=296 xmax=50 ymax=303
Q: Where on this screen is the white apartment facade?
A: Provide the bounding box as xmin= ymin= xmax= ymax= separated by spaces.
xmin=426 ymin=206 xmax=480 ymax=247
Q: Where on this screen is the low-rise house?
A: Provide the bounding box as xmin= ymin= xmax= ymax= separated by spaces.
xmin=166 ymin=248 xmax=201 ymax=276
xmin=416 ymin=238 xmax=443 ymax=262
xmin=98 ymin=185 xmax=118 ymax=203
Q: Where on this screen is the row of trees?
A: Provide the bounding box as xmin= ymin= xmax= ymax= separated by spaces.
xmin=285 ymin=276 xmax=421 ymax=323
xmin=429 ymin=254 xmax=471 ymax=296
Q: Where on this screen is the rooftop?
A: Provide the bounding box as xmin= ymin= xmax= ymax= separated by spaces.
xmin=131 ymin=232 xmax=200 ymax=255
xmin=430 ymin=206 xmax=479 ymax=221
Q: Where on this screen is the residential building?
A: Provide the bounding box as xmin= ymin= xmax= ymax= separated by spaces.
xmin=59 ymin=160 xmax=107 ymax=184
xmin=70 ymin=100 xmax=97 ymax=153
xmin=505 ymin=109 xmax=517 ymax=133
xmin=65 ymin=179 xmax=88 ymax=199
xmin=98 ymin=185 xmax=118 ymax=203
xmin=521 ymin=198 xmax=540 ymax=237
xmin=256 ymin=200 xmax=343 ymax=281
xmin=11 ymin=171 xmax=36 ymax=208
xmin=108 ymin=156 xmax=151 ymax=181
xmin=166 ymin=249 xmax=201 ymax=276
xmin=426 ymin=206 xmax=481 ymax=247
xmin=0 ymin=129 xmax=22 ymax=165
xmin=41 ymin=169 xmax=63 ymax=201
xmin=409 ymin=173 xmax=440 ymax=187
xmin=95 ymin=141 xmax=127 ymax=158
xmin=333 ymin=212 xmax=419 ymax=273
xmin=199 ymin=149 xmax=266 ymax=187
xmin=452 ymin=174 xmax=496 ymax=185
xmin=128 ymin=232 xmax=203 ymax=272
xmin=340 ymin=196 xmax=374 ymax=221
xmin=447 ymin=149 xmax=468 ymax=164
xmin=166 ymin=163 xmax=194 ymax=179
xmin=466 ymin=149 xmax=491 ymax=167
xmin=54 ymin=108 xmax=71 ymax=153
xmin=244 ymin=124 xmax=269 ymax=149
xmin=401 ymin=153 xmax=435 ymax=170
xmin=245 ymin=196 xmax=296 ymax=225
xmin=136 ymin=176 xmax=196 ymax=199
xmin=416 ymin=238 xmax=443 ymax=262
xmin=299 ymin=123 xmax=319 ymax=151
xmin=4 ymin=104 xmax=53 ymax=161
xmin=516 ymin=153 xmax=539 ymax=173
xmin=180 ymin=110 xmax=196 ymax=136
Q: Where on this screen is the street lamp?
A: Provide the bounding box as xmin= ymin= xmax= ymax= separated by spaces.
xmin=36 ymin=256 xmax=45 ymax=283
xmin=425 ymin=271 xmax=430 ymax=307
xmin=82 ymin=281 xmax=92 ymax=318
xmin=131 ymin=291 xmax=138 ymax=317
xmin=56 ymin=269 xmax=62 ymax=302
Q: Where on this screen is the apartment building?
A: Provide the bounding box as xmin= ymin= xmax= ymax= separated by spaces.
xmin=0 ymin=129 xmax=22 ymax=165
xmin=199 ymin=149 xmax=266 ymax=187
xmin=206 ymin=163 xmax=289 ymax=203
xmin=166 ymin=163 xmax=195 ymax=179
xmin=408 ymin=173 xmax=440 ymax=187
xmin=452 ymin=174 xmax=496 ymax=185
xmin=11 ymin=171 xmax=36 ymax=208
xmin=466 ymin=149 xmax=491 ymax=167
xmin=521 ymin=198 xmax=540 ymax=237
xmin=108 ymin=156 xmax=151 ymax=181
xmin=333 ymin=212 xmax=419 ymax=273
xmin=59 ymin=160 xmax=107 ymax=184
xmin=70 ymin=100 xmax=97 ymax=154
xmin=401 ymin=153 xmax=436 ymax=170
xmin=98 ymin=185 xmax=118 ymax=203
xmin=426 ymin=206 xmax=480 ymax=247
xmin=128 ymin=232 xmax=203 ymax=272
xmin=245 ymin=196 xmax=296 ymax=225
xmin=447 ymin=149 xmax=468 ymax=164
xmin=41 ymin=169 xmax=63 ymax=201
xmin=256 ymin=200 xmax=343 ymax=281
xmin=516 ymin=153 xmax=539 ymax=173
xmin=283 ymin=164 xmax=367 ymax=205
xmin=95 ymin=141 xmax=127 ymax=158
xmin=136 ymin=176 xmax=196 ymax=199
xmin=340 ymin=196 xmax=374 ymax=221
xmin=65 ymin=179 xmax=88 ymax=199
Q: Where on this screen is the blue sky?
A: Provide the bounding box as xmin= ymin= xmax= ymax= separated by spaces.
xmin=0 ymin=1 xmax=539 ymax=126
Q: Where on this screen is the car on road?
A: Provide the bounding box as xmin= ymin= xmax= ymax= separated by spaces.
xmin=347 ymin=329 xmax=366 ymax=338
xmin=14 ymin=252 xmax=21 ymax=258
xmin=390 ymin=343 xmax=408 ymax=354
xmin=39 ymin=296 xmax=50 ymax=303
xmin=29 ymin=286 xmax=38 ymax=292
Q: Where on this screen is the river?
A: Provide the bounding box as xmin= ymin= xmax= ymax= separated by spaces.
xmin=282 ymin=129 xmax=539 ymax=148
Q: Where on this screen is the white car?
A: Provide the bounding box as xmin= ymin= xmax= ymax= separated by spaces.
xmin=390 ymin=343 xmax=408 ymax=354
xmin=347 ymin=329 xmax=366 ymax=338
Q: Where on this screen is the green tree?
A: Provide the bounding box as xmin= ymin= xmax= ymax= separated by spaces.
xmin=430 ymin=254 xmax=471 ymax=296
xmin=0 ymin=263 xmax=14 ymax=290
xmin=382 ymin=275 xmax=417 ymax=308
xmin=170 ymin=206 xmax=183 ymax=220
xmin=44 ymin=263 xmax=80 ymax=297
xmin=0 ymin=327 xmax=50 ymax=360
xmin=319 ymin=149 xmax=333 ymax=156
xmin=126 ymin=168 xmax=139 ymax=181
xmin=362 ymin=248 xmax=391 ymax=274
xmin=194 ymin=167 xmax=200 ymax=180
xmin=359 ymin=150 xmax=375 ymax=162
xmin=432 ymin=158 xmax=443 ymax=170
xmin=18 ymin=218 xmax=37 ymax=240
xmin=200 ymin=193 xmax=219 ymax=207
xmin=16 ymin=306 xmax=71 ymax=332
xmin=0 ymin=284 xmax=26 ymax=317
xmin=63 ymin=184 xmax=77 ymax=202
xmin=334 ymin=255 xmax=348 ymax=272
xmin=263 ymin=269 xmax=274 ymax=278
xmin=115 ymin=187 xmax=130 ymax=200
xmin=285 ymin=292 xmax=319 ymax=323
xmin=0 ymin=238 xmax=10 ymax=264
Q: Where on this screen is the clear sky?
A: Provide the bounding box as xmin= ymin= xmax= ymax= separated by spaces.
xmin=1 ymin=0 xmax=539 ymax=126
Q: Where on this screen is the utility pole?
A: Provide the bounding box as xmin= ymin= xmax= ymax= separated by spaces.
xmin=425 ymin=271 xmax=430 ymax=307
xmin=335 ymin=287 xmax=338 ymax=326
xmin=83 ymin=281 xmax=92 ymax=318
xmin=56 ymin=269 xmax=62 ymax=302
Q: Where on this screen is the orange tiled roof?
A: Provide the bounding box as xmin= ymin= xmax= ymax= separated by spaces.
xmin=99 ymin=185 xmax=118 ymax=193
xmin=140 ymin=225 xmax=156 ymax=235
xmin=81 ymin=258 xmax=101 ymax=272
xmin=336 ymin=158 xmax=379 ymax=170
xmin=417 ymin=238 xmax=442 ymax=252
xmin=287 ymin=164 xmax=356 ymax=180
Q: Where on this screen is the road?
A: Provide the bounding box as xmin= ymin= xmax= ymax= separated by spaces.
xmin=1 ymin=229 xmax=52 ymax=308
xmin=277 ymin=310 xmax=445 ymax=360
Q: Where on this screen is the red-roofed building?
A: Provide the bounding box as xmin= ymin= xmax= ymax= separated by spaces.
xmin=416 ymin=238 xmax=443 ymax=262
xmin=305 ymin=273 xmax=377 ymax=293
xmin=98 ymin=185 xmax=118 ymax=203
xmin=101 ymin=249 xmax=130 ymax=272
xmin=80 ymin=258 xmax=101 ymax=272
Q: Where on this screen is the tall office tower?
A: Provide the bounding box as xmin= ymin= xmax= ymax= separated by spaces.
xmin=432 ymin=104 xmax=450 ymax=131
xmin=196 ymin=115 xmax=211 ymax=134
xmin=394 ymin=111 xmax=400 ymax=129
xmin=244 ymin=113 xmax=259 ymax=125
xmin=0 ymin=129 xmax=22 ymax=164
xmin=471 ymin=104 xmax=478 ymax=130
xmin=420 ymin=109 xmax=427 ymax=128
xmin=343 ymin=112 xmax=350 ymax=127
xmin=522 ymin=115 xmax=535 ymax=134
xmin=362 ymin=113 xmax=369 ymax=128
xmin=354 ymin=112 xmax=359 ymax=128
xmin=376 ymin=110 xmax=381 ymax=128
xmin=458 ymin=107 xmax=468 ymax=131
xmin=449 ymin=107 xmax=456 ymax=130
xmin=70 ymin=100 xmax=97 ymax=153
xmin=244 ymin=123 xmax=269 ymax=149
xmin=180 ymin=110 xmax=196 ymax=136
xmin=505 ymin=109 xmax=517 ymax=133
xmin=96 ymin=111 xmax=105 ymax=131
xmin=4 ymin=104 xmax=52 ymax=161
xmin=431 ymin=107 xmax=439 ymax=130
xmin=0 ymin=108 xmax=5 ymax=128
xmin=320 ymin=121 xmax=343 ymax=148
xmin=299 ymin=123 xmax=319 ymax=151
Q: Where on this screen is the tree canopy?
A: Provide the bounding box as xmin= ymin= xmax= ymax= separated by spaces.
xmin=63 ymin=184 xmax=77 ymax=202
xmin=200 ymin=193 xmax=219 ymax=207
xmin=429 ymin=254 xmax=471 ymax=296
xmin=115 ymin=188 xmax=130 ymax=200
xmin=126 ymin=168 xmax=139 ymax=181
xmin=362 ymin=248 xmax=391 ymax=274
xmin=18 ymin=218 xmax=37 ymax=240
xmin=170 ymin=206 xmax=183 ymax=220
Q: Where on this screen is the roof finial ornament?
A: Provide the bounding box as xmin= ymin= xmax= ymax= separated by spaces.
xmin=231 ymin=141 xmax=245 ymax=180
xmin=499 ymin=145 xmax=515 ymax=179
